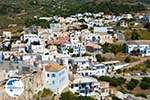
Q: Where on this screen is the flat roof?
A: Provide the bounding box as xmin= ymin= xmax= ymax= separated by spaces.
xmin=102 ymin=61 xmax=120 ymax=64
xmin=71 ymin=57 xmax=89 ymax=62
xmin=72 ymin=77 xmax=98 ymax=84
xmin=127 ymin=40 xmax=150 ymax=45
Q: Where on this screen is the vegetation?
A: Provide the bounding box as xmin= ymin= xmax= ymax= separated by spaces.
xmin=82 ymin=53 xmax=93 ymax=57
xmin=135 ymin=93 xmax=147 ymax=99
xmin=137 ymin=0 xmax=150 ymax=4
xmin=72 ymin=64 xmax=79 ymax=74
xmin=131 ymin=31 xmax=140 ymax=40
xmin=116 ymin=69 xmax=122 ymax=74
xmin=61 ymin=91 xmax=96 ymax=100
xmin=144 ymin=59 xmax=150 ymax=68
xmin=126 ymin=79 xmax=139 ymax=90
xmin=68 ymin=48 xmax=74 ymax=53
xmin=101 ymin=43 xmax=126 ymax=55
xmin=125 ymin=30 xmax=150 ymax=40
xmin=139 ymin=77 xmax=150 ymax=90
xmin=112 ymin=96 xmax=122 ymax=100
xmin=95 ymin=54 xmax=107 ymax=62
xmin=0 ymin=0 xmax=147 ymax=28
xmin=24 ymin=19 xmax=49 ymax=28
xmin=124 ymin=56 xmax=131 ymax=63
xmin=97 ymin=76 xmax=126 ymax=86
xmin=41 ymin=88 xmax=52 ymax=98
xmin=144 ymin=23 xmax=150 ymax=30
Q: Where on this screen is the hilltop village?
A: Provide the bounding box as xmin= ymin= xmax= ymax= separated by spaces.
xmin=0 ymin=12 xmax=150 ymax=100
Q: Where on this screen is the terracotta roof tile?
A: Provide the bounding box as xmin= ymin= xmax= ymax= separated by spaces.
xmin=45 ymin=64 xmax=64 ymax=72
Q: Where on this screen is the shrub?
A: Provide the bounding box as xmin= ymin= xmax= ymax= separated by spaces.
xmin=41 ymin=88 xmax=52 ymax=98
xmin=126 ymin=79 xmax=139 ymax=90
xmin=61 ymin=91 xmax=96 ymax=100
xmin=101 ymin=43 xmax=126 ymax=54
xmin=95 ymin=54 xmax=107 ymax=62
xmin=144 ymin=60 xmax=150 ymax=68
xmin=98 ymin=76 xmax=126 ymax=87
xmin=139 ymin=77 xmax=150 ymax=90
xmin=112 ymin=96 xmax=122 ymax=100
xmin=124 ymin=56 xmax=131 ymax=63
xmin=140 ymin=82 xmax=150 ymax=90
xmin=116 ymin=69 xmax=122 ymax=74
xmin=135 ymin=93 xmax=147 ymax=98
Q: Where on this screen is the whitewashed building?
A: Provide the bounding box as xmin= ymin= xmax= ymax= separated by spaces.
xmin=70 ymin=77 xmax=100 ymax=96
xmin=42 ymin=63 xmax=69 ymax=94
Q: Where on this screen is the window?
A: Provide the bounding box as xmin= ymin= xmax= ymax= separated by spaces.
xmin=75 ymin=84 xmax=78 ymax=87
xmin=52 ymin=80 xmax=55 ymax=84
xmin=47 ymin=73 xmax=49 ymax=77
xmin=71 ymin=84 xmax=74 ymax=88
xmin=102 ymin=70 xmax=104 ymax=73
xmin=51 ymin=74 xmax=55 ymax=78
xmin=82 ymin=61 xmax=85 ymax=64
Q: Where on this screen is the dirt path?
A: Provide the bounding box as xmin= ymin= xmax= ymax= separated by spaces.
xmin=126 ymin=57 xmax=150 ymax=69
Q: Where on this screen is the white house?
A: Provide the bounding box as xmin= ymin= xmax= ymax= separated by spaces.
xmin=30 ymin=44 xmax=46 ymax=53
xmin=86 ymin=33 xmax=113 ymax=44
xmin=5 ymin=69 xmax=19 ymax=79
xmin=2 ymin=31 xmax=12 ymax=39
xmin=122 ymin=14 xmax=133 ymax=19
xmin=69 ymin=77 xmax=100 ymax=96
xmin=78 ymin=63 xmax=107 ymax=77
xmin=126 ymin=40 xmax=150 ymax=56
xmin=54 ymin=53 xmax=71 ymax=70
xmin=11 ymin=42 xmax=27 ymax=53
xmin=60 ymin=43 xmax=86 ymax=55
xmin=69 ymin=32 xmax=82 ymax=43
xmin=120 ymin=22 xmax=128 ymax=27
xmin=21 ymin=34 xmax=39 ymax=43
xmin=102 ymin=61 xmax=128 ymax=71
xmin=142 ymin=48 xmax=150 ymax=57
xmin=42 ymin=63 xmax=69 ymax=94
xmin=94 ymin=27 xmax=109 ymax=33
xmin=1 ymin=51 xmax=14 ymax=60
xmin=70 ymin=57 xmax=90 ymax=70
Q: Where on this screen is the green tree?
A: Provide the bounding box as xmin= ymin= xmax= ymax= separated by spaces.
xmin=68 ymin=48 xmax=74 ymax=53
xmin=61 ymin=91 xmax=96 ymax=100
xmin=95 ymin=54 xmax=106 ymax=62
xmin=80 ymin=24 xmax=88 ymax=30
xmin=126 ymin=79 xmax=139 ymax=90
xmin=144 ymin=23 xmax=150 ymax=30
xmin=135 ymin=93 xmax=147 ymax=99
xmin=112 ymin=96 xmax=122 ymax=100
xmin=116 ymin=69 xmax=122 ymax=74
xmin=61 ymin=91 xmax=77 ymax=100
xmin=139 ymin=82 xmax=150 ymax=90
xmin=131 ymin=31 xmax=140 ymax=40
xmin=98 ymin=76 xmax=126 ymax=87
xmin=72 ymin=64 xmax=79 ymax=74
xmin=144 ymin=60 xmax=150 ymax=68
xmin=139 ymin=77 xmax=150 ymax=90
xmin=124 ymin=56 xmax=131 ymax=63
xmin=24 ymin=39 xmax=29 ymax=43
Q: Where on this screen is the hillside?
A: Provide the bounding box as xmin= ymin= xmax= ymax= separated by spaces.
xmin=0 ymin=0 xmax=148 ymax=29
xmin=137 ymin=0 xmax=150 ymax=4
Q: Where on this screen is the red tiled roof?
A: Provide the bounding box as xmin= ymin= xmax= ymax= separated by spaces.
xmin=45 ymin=64 xmax=64 ymax=72
xmin=47 ymin=36 xmax=69 ymax=45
